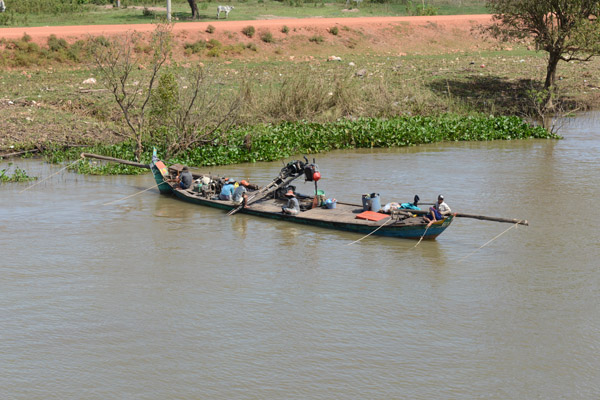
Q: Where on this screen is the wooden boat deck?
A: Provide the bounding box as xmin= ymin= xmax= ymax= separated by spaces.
xmin=176 ymin=187 xmax=429 ymax=227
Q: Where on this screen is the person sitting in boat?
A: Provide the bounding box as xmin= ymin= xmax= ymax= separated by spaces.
xmin=219 ymin=178 xmax=236 ymax=201
xmin=424 ymin=194 xmax=451 ymax=223
xmin=232 ymin=180 xmax=251 ymax=207
xmin=177 ymin=166 xmax=193 ymax=190
xmin=282 ymin=189 xmax=300 ymax=215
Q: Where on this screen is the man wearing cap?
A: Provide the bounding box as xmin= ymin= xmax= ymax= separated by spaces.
xmin=232 ymin=180 xmax=250 ymax=207
xmin=424 ymin=194 xmax=451 ymax=223
xmin=282 ymin=189 xmax=300 ymax=215
xmin=219 ymin=178 xmax=236 ymax=201
xmin=435 ymin=194 xmax=451 ymax=217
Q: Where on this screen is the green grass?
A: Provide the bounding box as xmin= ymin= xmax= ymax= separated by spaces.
xmin=1 ymin=0 xmax=490 ymax=27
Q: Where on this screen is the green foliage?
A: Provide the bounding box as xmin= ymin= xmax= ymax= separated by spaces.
xmin=0 ymin=163 xmax=37 ymax=182
xmin=206 ymin=24 xmax=216 ymax=34
xmin=329 ymin=26 xmax=339 ymax=36
xmin=242 ymin=25 xmax=256 ymax=38
xmin=149 ymin=70 xmax=180 ymax=124
xmin=260 ymin=31 xmax=274 ymax=43
xmin=281 ymin=25 xmax=289 ymax=34
xmin=7 ymin=0 xmax=84 ymax=15
xmin=54 ymin=114 xmax=558 ymax=173
xmin=172 ymin=115 xmax=558 ymax=166
xmin=206 ymin=38 xmax=221 ymax=49
xmin=406 ymin=1 xmax=438 ymax=16
xmin=48 ymin=34 xmax=68 ymax=52
xmin=0 ymin=33 xmax=92 ymax=67
xmin=308 ymin=35 xmax=324 ymax=44
xmin=184 ymin=40 xmax=207 ymax=54
xmin=0 ymin=10 xmax=17 ymax=26
xmin=142 ymin=7 xmax=155 ymax=17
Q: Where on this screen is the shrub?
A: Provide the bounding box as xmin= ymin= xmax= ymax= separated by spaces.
xmin=246 ymin=43 xmax=258 ymax=52
xmin=184 ymin=41 xmax=207 ymax=54
xmin=329 ymin=26 xmax=338 ymax=36
xmin=242 ymin=25 xmax=255 ymax=38
xmin=281 ymin=25 xmax=289 ymax=34
xmin=260 ymin=31 xmax=274 ymax=43
xmin=207 ymin=47 xmax=222 ymax=57
xmin=206 ymin=25 xmax=216 ymax=34
xmin=142 ymin=7 xmax=154 ymax=17
xmin=47 ymin=35 xmax=68 ymax=52
xmin=308 ymin=35 xmax=324 ymax=44
xmin=206 ymin=38 xmax=222 ymax=49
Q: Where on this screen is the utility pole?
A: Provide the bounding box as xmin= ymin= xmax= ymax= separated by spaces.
xmin=116 ymin=0 xmax=121 ymax=7
xmin=167 ymin=0 xmax=171 ymax=21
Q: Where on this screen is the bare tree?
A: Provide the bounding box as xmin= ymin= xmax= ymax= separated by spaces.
xmin=148 ymin=66 xmax=245 ymax=158
xmin=90 ymin=23 xmax=173 ymax=161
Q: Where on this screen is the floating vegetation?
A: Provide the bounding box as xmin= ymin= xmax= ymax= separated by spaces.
xmin=0 ymin=163 xmax=37 ymax=182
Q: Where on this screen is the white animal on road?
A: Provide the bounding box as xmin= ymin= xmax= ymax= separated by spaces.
xmin=217 ymin=5 xmax=234 ymax=19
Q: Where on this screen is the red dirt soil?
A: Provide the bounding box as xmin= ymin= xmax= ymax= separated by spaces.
xmin=0 ymin=14 xmax=492 ymax=44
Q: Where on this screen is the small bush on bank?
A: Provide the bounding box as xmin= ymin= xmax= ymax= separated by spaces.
xmin=184 ymin=41 xmax=207 ymax=55
xmin=242 ymin=25 xmax=255 ymax=38
xmin=260 ymin=31 xmax=274 ymax=43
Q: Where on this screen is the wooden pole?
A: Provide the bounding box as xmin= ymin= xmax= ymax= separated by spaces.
xmin=80 ymin=153 xmax=150 ymax=169
xmin=454 ymin=212 xmax=528 ymax=226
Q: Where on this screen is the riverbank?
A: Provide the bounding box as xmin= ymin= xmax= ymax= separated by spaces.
xmin=1 ymin=15 xmax=595 ymax=157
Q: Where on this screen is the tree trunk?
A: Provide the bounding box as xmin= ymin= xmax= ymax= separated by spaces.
xmin=187 ymin=0 xmax=199 ymax=19
xmin=544 ymin=50 xmax=560 ymax=90
xmin=135 ymin=135 xmax=143 ymax=162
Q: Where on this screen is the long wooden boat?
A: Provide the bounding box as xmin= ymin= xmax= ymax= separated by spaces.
xmin=149 ymin=157 xmax=453 ymax=240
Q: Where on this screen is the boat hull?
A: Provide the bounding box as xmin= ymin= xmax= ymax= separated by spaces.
xmin=151 ymin=161 xmax=452 ymax=240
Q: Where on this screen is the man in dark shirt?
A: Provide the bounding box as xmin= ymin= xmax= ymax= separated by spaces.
xmin=179 ymin=166 xmax=193 ymax=189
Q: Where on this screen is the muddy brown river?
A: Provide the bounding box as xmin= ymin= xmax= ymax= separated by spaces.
xmin=1 ymin=113 xmax=599 ymax=399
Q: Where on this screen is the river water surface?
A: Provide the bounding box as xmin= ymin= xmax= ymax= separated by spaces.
xmin=1 ymin=113 xmax=599 ymax=399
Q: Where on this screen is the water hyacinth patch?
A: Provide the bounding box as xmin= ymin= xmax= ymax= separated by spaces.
xmin=46 ymin=114 xmax=559 ymax=174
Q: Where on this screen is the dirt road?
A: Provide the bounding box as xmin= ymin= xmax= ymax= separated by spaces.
xmin=0 ymin=14 xmax=492 ymax=44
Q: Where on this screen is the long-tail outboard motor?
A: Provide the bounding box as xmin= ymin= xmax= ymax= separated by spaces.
xmin=303 ymin=157 xmax=321 ymax=182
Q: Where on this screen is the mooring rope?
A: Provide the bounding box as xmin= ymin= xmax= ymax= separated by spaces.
xmin=102 ymin=183 xmax=162 ymax=206
xmin=19 ymin=158 xmax=82 ymax=193
xmin=347 ymin=215 xmax=396 ymax=246
xmin=412 ymin=222 xmax=432 ymax=249
xmin=458 ymin=220 xmax=523 ymax=263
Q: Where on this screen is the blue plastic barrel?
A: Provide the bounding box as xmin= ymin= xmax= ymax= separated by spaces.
xmin=370 ymin=193 xmax=381 ymax=212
